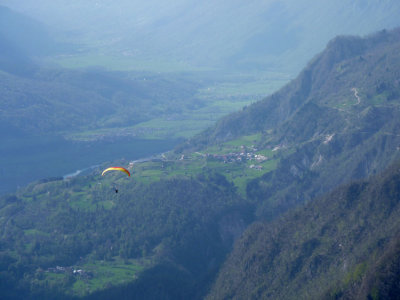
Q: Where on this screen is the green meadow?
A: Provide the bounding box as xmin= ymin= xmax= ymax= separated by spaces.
xmin=37 ymin=257 xmax=148 ymax=297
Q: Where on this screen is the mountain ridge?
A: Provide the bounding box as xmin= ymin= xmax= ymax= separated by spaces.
xmin=176 ymin=28 xmax=400 ymax=220
xmin=181 ymin=28 xmax=400 ymax=149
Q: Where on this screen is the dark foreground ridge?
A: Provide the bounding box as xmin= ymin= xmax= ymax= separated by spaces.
xmin=207 ymin=160 xmax=400 ymax=299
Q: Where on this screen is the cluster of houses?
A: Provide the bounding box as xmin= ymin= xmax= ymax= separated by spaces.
xmin=140 ymin=145 xmax=274 ymax=172
xmin=204 ymin=146 xmax=269 ymax=170
xmin=47 ymin=266 xmax=93 ymax=279
xmin=249 ymin=164 xmax=263 ymax=170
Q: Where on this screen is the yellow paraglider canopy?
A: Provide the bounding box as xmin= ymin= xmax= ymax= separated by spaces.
xmin=101 ymin=167 xmax=130 ymax=177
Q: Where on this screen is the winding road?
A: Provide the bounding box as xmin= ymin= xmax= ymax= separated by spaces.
xmin=351 ymin=87 xmax=361 ymax=105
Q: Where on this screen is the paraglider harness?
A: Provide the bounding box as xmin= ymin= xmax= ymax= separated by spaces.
xmin=101 ymin=166 xmax=130 ymax=194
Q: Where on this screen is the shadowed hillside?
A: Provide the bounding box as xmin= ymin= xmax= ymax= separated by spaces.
xmin=207 ymin=160 xmax=400 ymax=299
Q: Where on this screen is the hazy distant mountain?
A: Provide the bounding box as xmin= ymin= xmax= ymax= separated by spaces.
xmin=1 ymin=0 xmax=399 ymax=73
xmin=0 ymin=5 xmax=58 ymax=56
xmin=0 ymin=5 xmax=71 ymax=75
xmin=0 ymin=6 xmax=35 ymax=74
xmin=0 ymin=4 xmax=200 ymax=136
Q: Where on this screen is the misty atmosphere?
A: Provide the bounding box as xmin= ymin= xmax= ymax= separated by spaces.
xmin=1 ymin=1 xmax=400 ymax=299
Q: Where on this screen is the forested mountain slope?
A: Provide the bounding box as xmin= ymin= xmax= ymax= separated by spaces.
xmin=185 ymin=28 xmax=400 ymax=145
xmin=182 ymin=27 xmax=400 ymax=217
xmin=207 ymin=160 xmax=400 ymax=299
xmin=0 ymin=172 xmax=252 ymax=299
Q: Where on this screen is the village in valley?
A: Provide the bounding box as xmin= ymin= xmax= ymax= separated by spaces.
xmin=124 ymin=133 xmax=282 ymax=196
xmin=199 ymin=145 xmax=269 ymax=170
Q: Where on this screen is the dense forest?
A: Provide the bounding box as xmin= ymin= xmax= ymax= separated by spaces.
xmin=207 ymin=160 xmax=400 ymax=299
xmin=0 ymin=172 xmax=253 ymax=299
